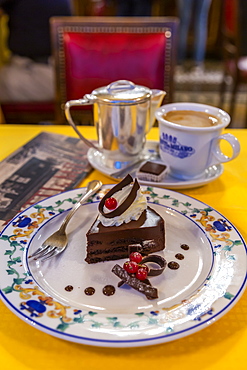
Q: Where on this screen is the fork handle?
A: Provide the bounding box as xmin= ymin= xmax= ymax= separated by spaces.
xmin=58 ymin=180 xmax=102 ymax=233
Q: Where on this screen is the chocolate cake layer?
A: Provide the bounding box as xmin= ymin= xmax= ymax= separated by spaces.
xmin=85 ymin=206 xmax=165 ymax=264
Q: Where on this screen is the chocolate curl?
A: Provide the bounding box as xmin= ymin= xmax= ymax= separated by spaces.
xmin=112 ymin=264 xmax=158 ymax=300
xmin=99 ymin=174 xmax=140 ymax=218
xmin=141 ymin=255 xmax=167 ymax=277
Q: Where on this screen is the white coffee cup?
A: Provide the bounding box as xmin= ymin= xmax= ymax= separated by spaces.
xmin=155 ymin=102 xmax=240 ymax=180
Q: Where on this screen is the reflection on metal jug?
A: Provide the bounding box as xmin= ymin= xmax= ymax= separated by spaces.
xmin=65 ymin=80 xmax=166 ymax=169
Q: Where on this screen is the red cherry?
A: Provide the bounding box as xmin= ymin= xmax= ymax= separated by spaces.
xmin=105 ymin=197 xmax=117 ymax=210
xmin=136 ymin=267 xmax=148 ymax=281
xmin=139 ymin=263 xmax=149 ymax=274
xmin=123 ymin=261 xmax=139 ymax=274
xmin=129 ymin=251 xmax=143 ymax=263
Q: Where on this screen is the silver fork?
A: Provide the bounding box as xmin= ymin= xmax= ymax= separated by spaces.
xmin=29 ymin=180 xmax=102 ymax=262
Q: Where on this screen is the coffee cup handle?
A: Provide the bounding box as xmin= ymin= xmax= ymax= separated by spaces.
xmin=64 ymin=96 xmax=99 ymax=150
xmin=211 ymin=133 xmax=240 ymax=165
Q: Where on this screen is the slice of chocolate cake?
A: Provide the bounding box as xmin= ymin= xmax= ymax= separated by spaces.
xmin=85 ymin=175 xmax=165 ymax=264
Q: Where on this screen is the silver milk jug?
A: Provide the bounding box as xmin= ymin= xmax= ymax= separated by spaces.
xmin=65 ymin=80 xmax=166 ymax=169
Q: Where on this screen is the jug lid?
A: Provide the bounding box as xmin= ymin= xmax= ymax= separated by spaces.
xmin=91 ymin=80 xmax=151 ymax=105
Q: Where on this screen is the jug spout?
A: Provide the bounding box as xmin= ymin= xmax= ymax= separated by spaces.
xmin=150 ymin=89 xmax=166 ymax=128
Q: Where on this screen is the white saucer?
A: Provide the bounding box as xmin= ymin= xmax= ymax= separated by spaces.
xmin=87 ymin=146 xmax=224 ymax=189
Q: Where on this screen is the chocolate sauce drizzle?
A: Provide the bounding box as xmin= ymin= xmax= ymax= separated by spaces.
xmin=168 ymin=261 xmax=180 ymax=270
xmin=175 ymin=253 xmax=184 ymax=260
xmin=102 ymin=285 xmax=115 ymax=296
xmin=65 ymin=285 xmax=74 ymax=292
xmin=98 ymin=174 xmax=140 ymax=218
xmin=181 ymin=244 xmax=190 ymax=250
xmin=84 ymin=287 xmax=95 ymax=296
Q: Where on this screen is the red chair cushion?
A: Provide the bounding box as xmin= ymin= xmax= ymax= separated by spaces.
xmin=1 ymin=102 xmax=54 ymax=113
xmin=1 ymin=102 xmax=55 ymax=123
xmin=63 ymin=32 xmax=166 ymax=100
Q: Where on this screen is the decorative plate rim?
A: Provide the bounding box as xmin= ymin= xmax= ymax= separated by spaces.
xmin=0 ymin=185 xmax=246 ymax=347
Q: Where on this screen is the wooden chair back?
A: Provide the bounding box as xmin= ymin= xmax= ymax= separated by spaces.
xmin=221 ymin=0 xmax=240 ymax=61
xmin=219 ymin=0 xmax=247 ymax=127
xmin=50 ymin=16 xmax=179 ymax=124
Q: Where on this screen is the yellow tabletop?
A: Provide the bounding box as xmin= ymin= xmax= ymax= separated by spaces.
xmin=0 ymin=125 xmax=247 ymax=370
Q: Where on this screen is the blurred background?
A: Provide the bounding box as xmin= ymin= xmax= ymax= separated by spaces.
xmin=0 ymin=0 xmax=246 ymax=128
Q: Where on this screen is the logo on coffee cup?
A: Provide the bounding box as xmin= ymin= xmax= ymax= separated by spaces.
xmin=160 ymin=133 xmax=195 ymax=159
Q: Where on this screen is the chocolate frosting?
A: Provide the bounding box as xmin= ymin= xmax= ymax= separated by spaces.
xmin=99 ymin=174 xmax=140 ymax=219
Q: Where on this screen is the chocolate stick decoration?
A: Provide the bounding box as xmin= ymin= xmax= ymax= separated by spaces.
xmin=112 ymin=264 xmax=158 ymax=300
xmin=112 ymin=247 xmax=167 ymax=298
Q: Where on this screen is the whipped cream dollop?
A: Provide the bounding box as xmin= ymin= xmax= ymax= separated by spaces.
xmin=98 ymin=184 xmax=147 ymax=227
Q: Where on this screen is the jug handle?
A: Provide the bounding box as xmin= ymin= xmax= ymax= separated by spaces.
xmin=65 ymin=96 xmax=98 ymax=150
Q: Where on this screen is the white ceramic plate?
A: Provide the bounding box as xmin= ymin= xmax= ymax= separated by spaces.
xmin=87 ymin=147 xmax=224 ymax=189
xmin=0 ymin=185 xmax=246 ymax=347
